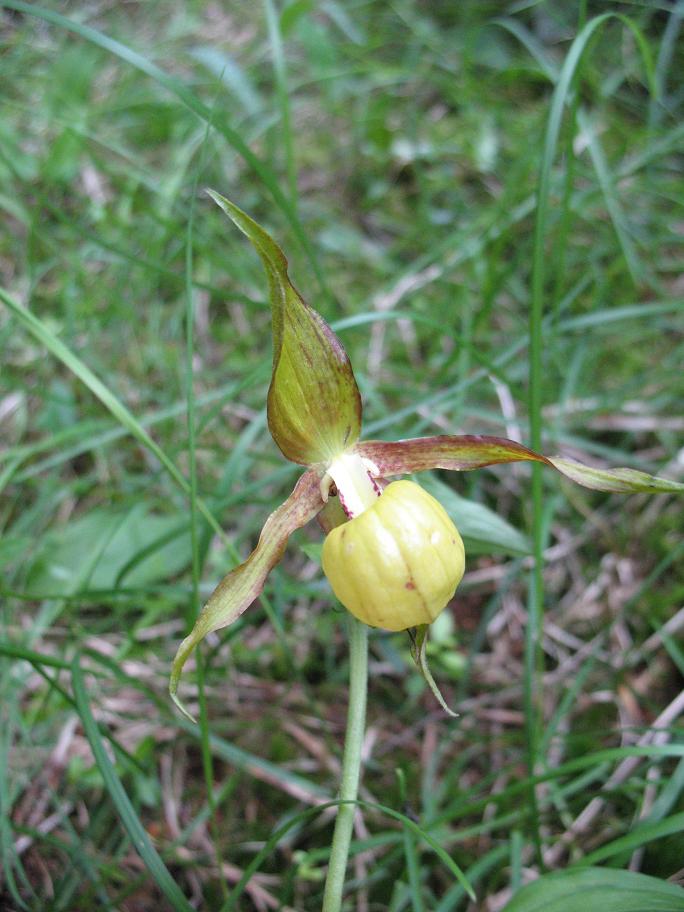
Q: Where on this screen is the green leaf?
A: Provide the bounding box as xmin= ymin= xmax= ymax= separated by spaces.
xmin=501 ymin=867 xmax=684 ymax=912
xmin=207 ymin=191 xmax=362 ymax=465
xmin=580 ymin=812 xmax=684 ymax=866
xmin=355 ymin=436 xmax=684 ymax=495
xmin=170 ymin=468 xmax=324 ymax=720
xmin=27 ymin=506 xmax=191 ymax=596
xmin=280 ymin=0 xmax=315 ymax=36
xmin=418 ymin=475 xmax=531 ymax=556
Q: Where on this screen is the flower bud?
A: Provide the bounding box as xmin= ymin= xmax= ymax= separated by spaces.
xmin=321 ymin=480 xmax=465 ymax=631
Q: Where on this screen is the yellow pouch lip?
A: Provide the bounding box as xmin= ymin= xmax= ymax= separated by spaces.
xmin=322 ymin=480 xmax=465 ymax=632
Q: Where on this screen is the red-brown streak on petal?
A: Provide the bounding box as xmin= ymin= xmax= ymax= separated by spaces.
xmin=267 ymin=301 xmax=362 ymax=464
xmin=170 ymin=467 xmax=326 ymax=719
xmin=355 ymin=435 xmax=552 ymax=475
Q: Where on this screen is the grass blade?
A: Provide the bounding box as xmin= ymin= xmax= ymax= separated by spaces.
xmin=0 ymin=286 xmax=225 ymax=541
xmin=0 ymin=0 xmax=328 ymax=296
xmin=527 ymin=10 xmax=656 ymax=863
xmin=71 ymin=657 xmax=195 ymax=912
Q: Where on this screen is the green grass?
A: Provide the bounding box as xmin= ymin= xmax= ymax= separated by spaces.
xmin=1 ymin=1 xmax=684 ymax=910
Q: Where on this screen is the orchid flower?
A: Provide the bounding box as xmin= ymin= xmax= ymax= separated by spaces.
xmin=170 ymin=192 xmax=683 ymax=720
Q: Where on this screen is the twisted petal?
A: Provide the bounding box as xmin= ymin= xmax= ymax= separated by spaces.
xmin=170 ymin=468 xmax=325 ymax=720
xmin=547 ymin=457 xmax=684 ymax=494
xmin=355 ymin=435 xmax=684 ymax=494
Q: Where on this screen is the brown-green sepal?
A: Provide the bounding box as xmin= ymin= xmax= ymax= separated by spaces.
xmin=170 ymin=468 xmax=324 ymax=720
xmin=207 ymin=190 xmax=362 ymax=466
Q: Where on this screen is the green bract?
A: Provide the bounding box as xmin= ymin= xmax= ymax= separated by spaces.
xmin=169 ymin=195 xmax=684 ymax=721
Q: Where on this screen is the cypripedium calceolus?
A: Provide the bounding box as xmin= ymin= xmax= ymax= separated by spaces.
xmin=170 ymin=192 xmax=684 ymax=720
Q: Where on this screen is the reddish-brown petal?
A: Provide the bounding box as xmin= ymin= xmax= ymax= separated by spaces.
xmin=356 ymin=435 xmax=552 ymax=475
xmin=355 ymin=436 xmax=684 ymax=494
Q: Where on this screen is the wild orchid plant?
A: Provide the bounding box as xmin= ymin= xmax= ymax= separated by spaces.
xmin=171 ymin=192 xmax=683 ymax=910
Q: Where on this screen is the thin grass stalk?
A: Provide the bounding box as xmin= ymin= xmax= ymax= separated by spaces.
xmin=185 ymin=125 xmax=229 ymax=896
xmin=551 ymin=0 xmax=587 ymax=322
xmin=528 ymin=13 xmax=613 ymax=865
xmin=264 ymin=0 xmax=297 ymax=207
xmin=527 ymin=13 xmax=655 ymax=868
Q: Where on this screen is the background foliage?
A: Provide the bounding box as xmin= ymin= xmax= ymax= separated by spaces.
xmin=1 ymin=1 xmax=683 ymax=910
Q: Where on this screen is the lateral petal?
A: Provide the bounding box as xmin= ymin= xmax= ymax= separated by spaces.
xmin=170 ymin=468 xmax=325 ymax=719
xmin=355 ymin=436 xmax=684 ymax=494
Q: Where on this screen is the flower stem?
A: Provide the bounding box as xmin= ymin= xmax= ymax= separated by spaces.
xmin=321 ymin=615 xmax=369 ymax=912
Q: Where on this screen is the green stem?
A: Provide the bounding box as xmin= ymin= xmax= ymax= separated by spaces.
xmin=321 ymin=616 xmax=369 ymax=912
